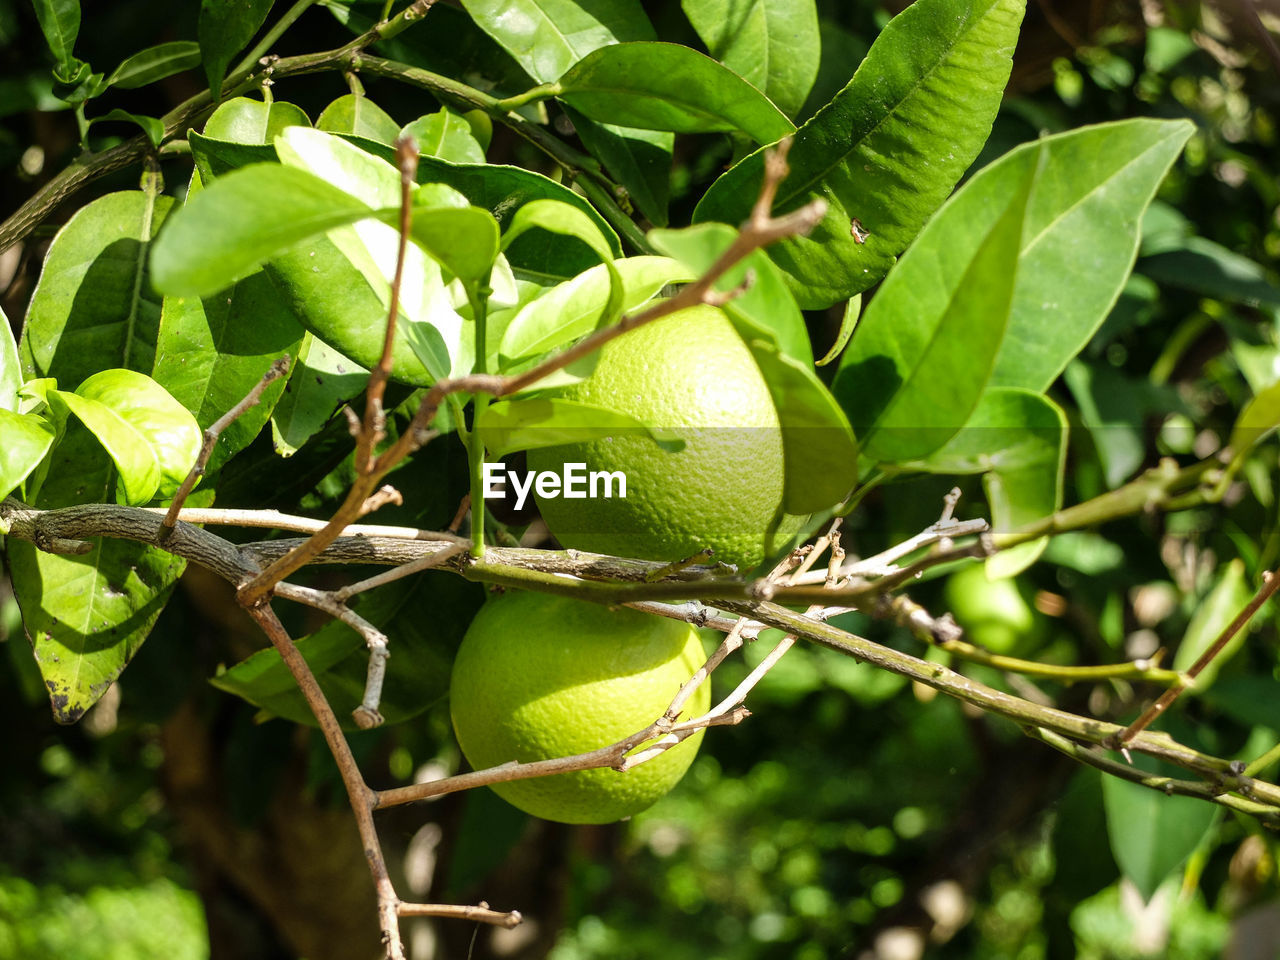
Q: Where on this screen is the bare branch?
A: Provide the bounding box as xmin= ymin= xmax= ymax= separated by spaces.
xmin=397 ymin=902 xmax=522 ymax=927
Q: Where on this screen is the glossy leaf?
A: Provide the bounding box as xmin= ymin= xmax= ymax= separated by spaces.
xmin=565 ymin=107 xmax=672 ymax=227
xmin=681 ymin=0 xmax=821 ymax=118
xmin=815 ymin=294 xmax=859 ymax=367
xmin=459 ymin=0 xmax=655 ymax=83
xmin=1172 ymin=559 xmax=1254 ymax=690
xmin=500 ymin=256 xmax=693 ymax=362
xmin=649 ymin=222 xmax=810 ymax=364
xmin=914 ymin=389 xmax=1067 ymax=577
xmin=0 ymin=409 xmax=57 ymax=501
xmin=199 ymin=0 xmax=274 ymax=96
xmin=1 ymin=305 xmax=19 ymax=411
xmin=270 ymin=333 xmax=369 ymax=457
xmin=502 ymin=198 xmax=624 ymax=329
xmin=153 ymin=272 xmax=306 ymax=472
xmin=402 ymin=108 xmax=487 ymax=164
xmin=557 ymin=42 xmax=794 ymax=142
xmin=317 ymin=94 xmax=402 ymax=144
xmin=409 ymin=207 xmax=501 ymax=285
xmin=833 ymin=147 xmax=1035 ymax=464
xmin=150 ymin=164 xmax=376 ymax=297
xmin=105 ymin=41 xmax=201 ymax=89
xmin=203 ymin=95 xmax=310 ymax=143
xmin=1102 ymin=754 xmax=1219 ymax=901
xmin=50 ymin=389 xmax=160 ymax=504
xmin=746 ymin=340 xmax=858 ymax=513
xmin=32 ymin=0 xmax=80 ymax=67
xmin=694 ymin=0 xmax=1025 ymax=308
xmin=477 ymin=397 xmax=681 ymax=457
xmin=1228 ymin=377 xmax=1280 ymax=457
xmin=21 ymin=190 xmax=174 ymax=387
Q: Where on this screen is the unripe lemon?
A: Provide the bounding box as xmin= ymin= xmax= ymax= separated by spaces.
xmin=449 ymin=590 xmax=710 ymax=824
xmin=527 ymin=304 xmax=792 ymax=570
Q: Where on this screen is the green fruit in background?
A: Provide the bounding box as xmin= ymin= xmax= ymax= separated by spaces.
xmin=527 ymin=304 xmax=797 ymax=571
xmin=448 ymin=590 xmax=711 ymax=824
xmin=944 ymin=563 xmax=1046 ymax=655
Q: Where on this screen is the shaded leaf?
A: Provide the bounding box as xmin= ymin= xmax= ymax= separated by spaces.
xmin=270 ymin=333 xmax=369 ymax=456
xmin=1173 ymin=559 xmax=1254 ymax=690
xmin=1228 ymin=377 xmax=1280 ymax=457
xmin=153 ymin=272 xmax=307 ymax=472
xmin=815 ymin=294 xmax=859 ymax=367
xmin=1139 ymin=236 xmax=1280 ymax=308
xmin=565 ymin=107 xmax=672 ymax=227
xmin=681 ymin=0 xmax=821 ymax=118
xmin=833 ymin=145 xmax=1035 ymax=463
xmin=649 ymin=221 xmax=810 ymax=364
xmin=50 ymin=388 xmax=161 ymax=504
xmin=89 ymin=108 xmax=163 ymax=147
xmin=21 ymin=190 xmax=174 ymax=386
xmin=32 ymin=0 xmax=80 ymax=67
xmin=557 ymin=41 xmax=794 ymax=143
xmin=409 ymin=207 xmax=501 ymax=285
xmin=199 ymin=0 xmax=274 ymax=96
xmin=693 ymin=0 xmax=1025 ymax=308
xmin=0 ymin=409 xmax=57 ymax=501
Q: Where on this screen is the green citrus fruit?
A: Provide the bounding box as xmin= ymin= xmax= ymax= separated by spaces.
xmin=526 ymin=304 xmax=794 ymax=571
xmin=449 ymin=590 xmax=711 ymax=824
xmin=944 ymin=564 xmax=1045 ymax=655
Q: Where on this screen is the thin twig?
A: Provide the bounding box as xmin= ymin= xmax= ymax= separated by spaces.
xmin=158 ymin=356 xmax=291 ymax=542
xmin=1110 ymin=568 xmax=1280 ymax=751
xmin=144 ymin=507 xmax=466 ymax=543
xmin=397 ymin=902 xmax=521 ymax=927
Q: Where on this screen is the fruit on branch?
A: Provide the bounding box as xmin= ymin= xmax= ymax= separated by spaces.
xmin=944 ymin=563 xmax=1047 ymax=655
xmin=449 ymin=590 xmax=710 ymax=824
xmin=527 ymin=304 xmax=795 ymax=570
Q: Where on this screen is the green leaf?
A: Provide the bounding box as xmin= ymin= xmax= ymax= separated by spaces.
xmin=49 ymin=388 xmax=161 ymax=505
xmin=502 ymin=198 xmax=624 ymax=329
xmin=317 ymin=93 xmax=401 ymax=144
xmin=648 ymin=221 xmax=810 ymax=364
xmin=459 ymin=0 xmax=656 ymax=83
xmin=202 ymin=95 xmax=310 ymax=143
xmin=833 ymin=143 xmax=1035 ymax=464
xmin=681 ymin=0 xmax=821 ymax=118
xmin=409 ymin=207 xmax=501 ymax=285
xmin=500 ymin=256 xmax=694 ymax=362
xmin=402 ymin=108 xmax=487 ymax=164
xmin=89 ymin=108 xmax=164 ymax=147
xmin=1139 ymin=236 xmax=1280 ymax=308
xmin=21 ymin=190 xmax=174 ymax=387
xmin=815 ymin=294 xmax=859 ymax=367
xmin=270 ymin=333 xmax=369 ymax=456
xmin=199 ymin=0 xmax=274 ymax=96
xmin=913 ymin=389 xmax=1067 ymax=577
xmin=1173 ymin=559 xmax=1254 ymax=690
xmin=564 ymin=107 xmax=672 ymax=227
xmin=745 ymin=340 xmax=858 ymax=513
xmin=477 ymin=396 xmax=682 ymax=457
xmin=1102 ymin=755 xmax=1219 ymax=901
xmin=0 ymin=409 xmax=57 ymax=501
xmin=150 ymin=163 xmax=377 ymax=297
xmin=557 ymin=42 xmax=795 ymax=143
xmin=693 ymin=0 xmax=1025 ymax=308
xmin=105 ymin=41 xmax=201 ymax=89
xmin=965 ymin=119 xmax=1194 ymax=392
xmin=153 ymin=273 xmax=306 ymax=473
xmin=1228 ymin=377 xmax=1280 ymax=458
xmin=1 ymin=305 xmax=20 ymax=412
xmin=32 ymin=0 xmax=80 ymax=67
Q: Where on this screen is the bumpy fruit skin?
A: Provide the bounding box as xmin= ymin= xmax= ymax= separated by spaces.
xmin=449 ymin=590 xmax=711 ymax=824
xmin=527 ymin=304 xmax=791 ymax=571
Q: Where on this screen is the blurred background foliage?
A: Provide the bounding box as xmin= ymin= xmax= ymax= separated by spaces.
xmin=2 ymin=0 xmax=1280 ymax=958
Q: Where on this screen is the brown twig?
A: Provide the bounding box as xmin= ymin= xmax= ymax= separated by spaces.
xmin=1109 ymin=568 xmax=1280 ymax=752
xmin=158 ymin=356 xmax=291 ymax=542
xmin=397 ymin=902 xmax=522 ymax=926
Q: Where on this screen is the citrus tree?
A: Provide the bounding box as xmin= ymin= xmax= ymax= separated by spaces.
xmin=2 ymin=0 xmax=1279 ymax=957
